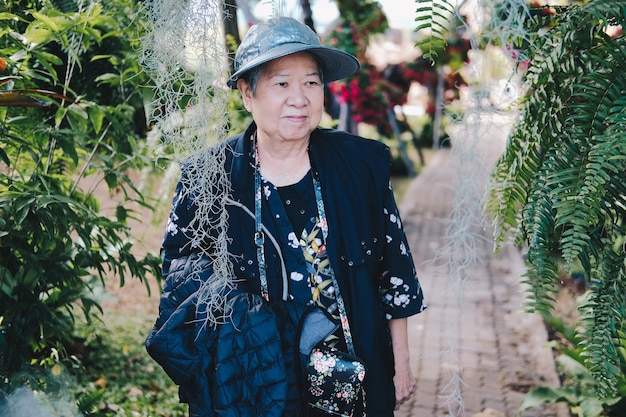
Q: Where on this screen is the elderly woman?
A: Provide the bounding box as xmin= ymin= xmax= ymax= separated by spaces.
xmin=147 ymin=16 xmax=426 ymax=417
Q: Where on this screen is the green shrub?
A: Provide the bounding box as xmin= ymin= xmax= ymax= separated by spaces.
xmin=520 ymin=312 xmax=626 ymax=417
xmin=485 ymin=0 xmax=626 ymax=400
xmin=0 ymin=0 xmax=160 ymax=386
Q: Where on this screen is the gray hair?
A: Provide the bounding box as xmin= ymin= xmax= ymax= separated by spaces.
xmin=239 ymin=53 xmax=325 ymax=96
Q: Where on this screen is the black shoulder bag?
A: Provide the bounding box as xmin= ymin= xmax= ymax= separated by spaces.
xmin=296 ymin=174 xmax=367 ymax=417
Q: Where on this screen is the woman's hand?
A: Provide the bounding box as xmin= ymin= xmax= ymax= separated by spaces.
xmin=389 ymin=318 xmax=416 ymax=410
xmin=392 ymin=363 xmax=416 ymax=410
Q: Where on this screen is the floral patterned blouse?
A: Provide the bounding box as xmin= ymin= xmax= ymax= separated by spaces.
xmin=162 ymin=157 xmax=425 ymax=321
xmin=271 ymin=169 xmax=421 ymax=322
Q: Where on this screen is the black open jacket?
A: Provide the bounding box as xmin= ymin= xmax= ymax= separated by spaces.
xmin=147 ymin=123 xmax=426 ymax=417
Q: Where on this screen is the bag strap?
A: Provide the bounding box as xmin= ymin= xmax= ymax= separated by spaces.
xmin=253 ymin=133 xmax=290 ymax=302
xmin=312 ymin=175 xmax=357 ymax=357
xmin=254 ymin=155 xmax=271 ymax=302
xmin=253 ymin=133 xmax=356 ymax=357
xmin=312 ymin=162 xmax=367 ymax=411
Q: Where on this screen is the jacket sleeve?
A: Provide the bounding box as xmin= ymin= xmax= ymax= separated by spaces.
xmin=378 ymin=181 xmax=426 ymax=319
xmin=161 ymin=166 xmax=197 ymax=274
xmin=145 ymin=254 xmax=217 ymax=387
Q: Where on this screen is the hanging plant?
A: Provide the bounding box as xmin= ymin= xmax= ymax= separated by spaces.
xmin=486 ymin=0 xmax=626 ymax=400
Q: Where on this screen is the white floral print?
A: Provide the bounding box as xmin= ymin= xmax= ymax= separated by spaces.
xmin=287 ymin=232 xmax=299 ymax=248
xmin=291 ymin=271 xmax=305 ymax=282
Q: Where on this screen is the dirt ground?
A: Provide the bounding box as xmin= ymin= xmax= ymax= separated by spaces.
xmin=97 ymin=176 xmax=169 ymax=320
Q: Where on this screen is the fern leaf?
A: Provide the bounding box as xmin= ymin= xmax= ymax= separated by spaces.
xmin=414 ymin=0 xmax=457 ymax=61
xmin=578 ymin=250 xmax=626 ymax=397
xmin=487 ymin=0 xmax=626 ymax=396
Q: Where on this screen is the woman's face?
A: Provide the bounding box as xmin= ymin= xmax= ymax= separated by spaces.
xmin=238 ymin=52 xmax=324 ymax=144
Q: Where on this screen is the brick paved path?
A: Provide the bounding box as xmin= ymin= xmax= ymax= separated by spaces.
xmin=395 ymin=113 xmax=570 ymax=417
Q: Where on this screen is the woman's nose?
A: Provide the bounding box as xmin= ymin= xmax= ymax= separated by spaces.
xmin=287 ymin=85 xmax=308 ymax=106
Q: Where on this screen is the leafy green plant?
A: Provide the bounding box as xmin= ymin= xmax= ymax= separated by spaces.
xmin=0 ymin=0 xmax=160 ymax=389
xmin=325 ymin=0 xmax=389 ymax=59
xmin=414 ymin=0 xmax=457 ymax=60
xmin=415 ymin=0 xmax=456 ymax=62
xmin=485 ymin=0 xmax=626 ymax=402
xmin=0 ymin=312 xmax=186 ymax=417
xmin=70 ymin=315 xmax=187 ymax=417
xmin=520 ymin=313 xmax=626 ymax=417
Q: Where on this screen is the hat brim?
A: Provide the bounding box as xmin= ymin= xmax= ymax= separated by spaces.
xmin=227 ymin=44 xmax=359 ymax=89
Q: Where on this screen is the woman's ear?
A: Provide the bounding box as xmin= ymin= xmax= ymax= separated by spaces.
xmin=237 ymin=79 xmax=253 ymax=112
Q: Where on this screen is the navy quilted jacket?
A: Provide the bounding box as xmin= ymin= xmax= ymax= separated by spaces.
xmin=145 ymin=254 xmax=288 ymax=417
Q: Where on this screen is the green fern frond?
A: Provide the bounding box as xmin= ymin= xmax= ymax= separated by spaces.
xmin=486 ymin=0 xmax=626 ymax=394
xmin=520 ymin=140 xmax=574 ymax=312
xmin=558 ymin=108 xmax=626 ymax=270
xmin=490 ymin=0 xmax=626 ymax=257
xmin=414 ymin=0 xmax=457 ymax=61
xmin=522 ymin=239 xmax=560 ymax=314
xmin=77 ymin=388 xmax=105 ymax=416
xmin=578 ymin=251 xmax=626 ymax=397
xmin=552 ymin=42 xmax=626 ymax=268
xmin=487 ymin=104 xmax=549 ymax=249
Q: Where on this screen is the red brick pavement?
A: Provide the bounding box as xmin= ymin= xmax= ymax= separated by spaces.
xmin=395 ymin=121 xmax=570 ymax=417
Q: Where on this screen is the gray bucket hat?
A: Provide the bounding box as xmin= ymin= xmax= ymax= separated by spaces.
xmin=227 ymin=16 xmax=360 ymax=89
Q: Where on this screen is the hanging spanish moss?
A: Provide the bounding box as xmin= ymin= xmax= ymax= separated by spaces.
xmin=139 ymin=0 xmax=235 ymax=328
xmin=423 ymin=1 xmax=530 ymax=415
